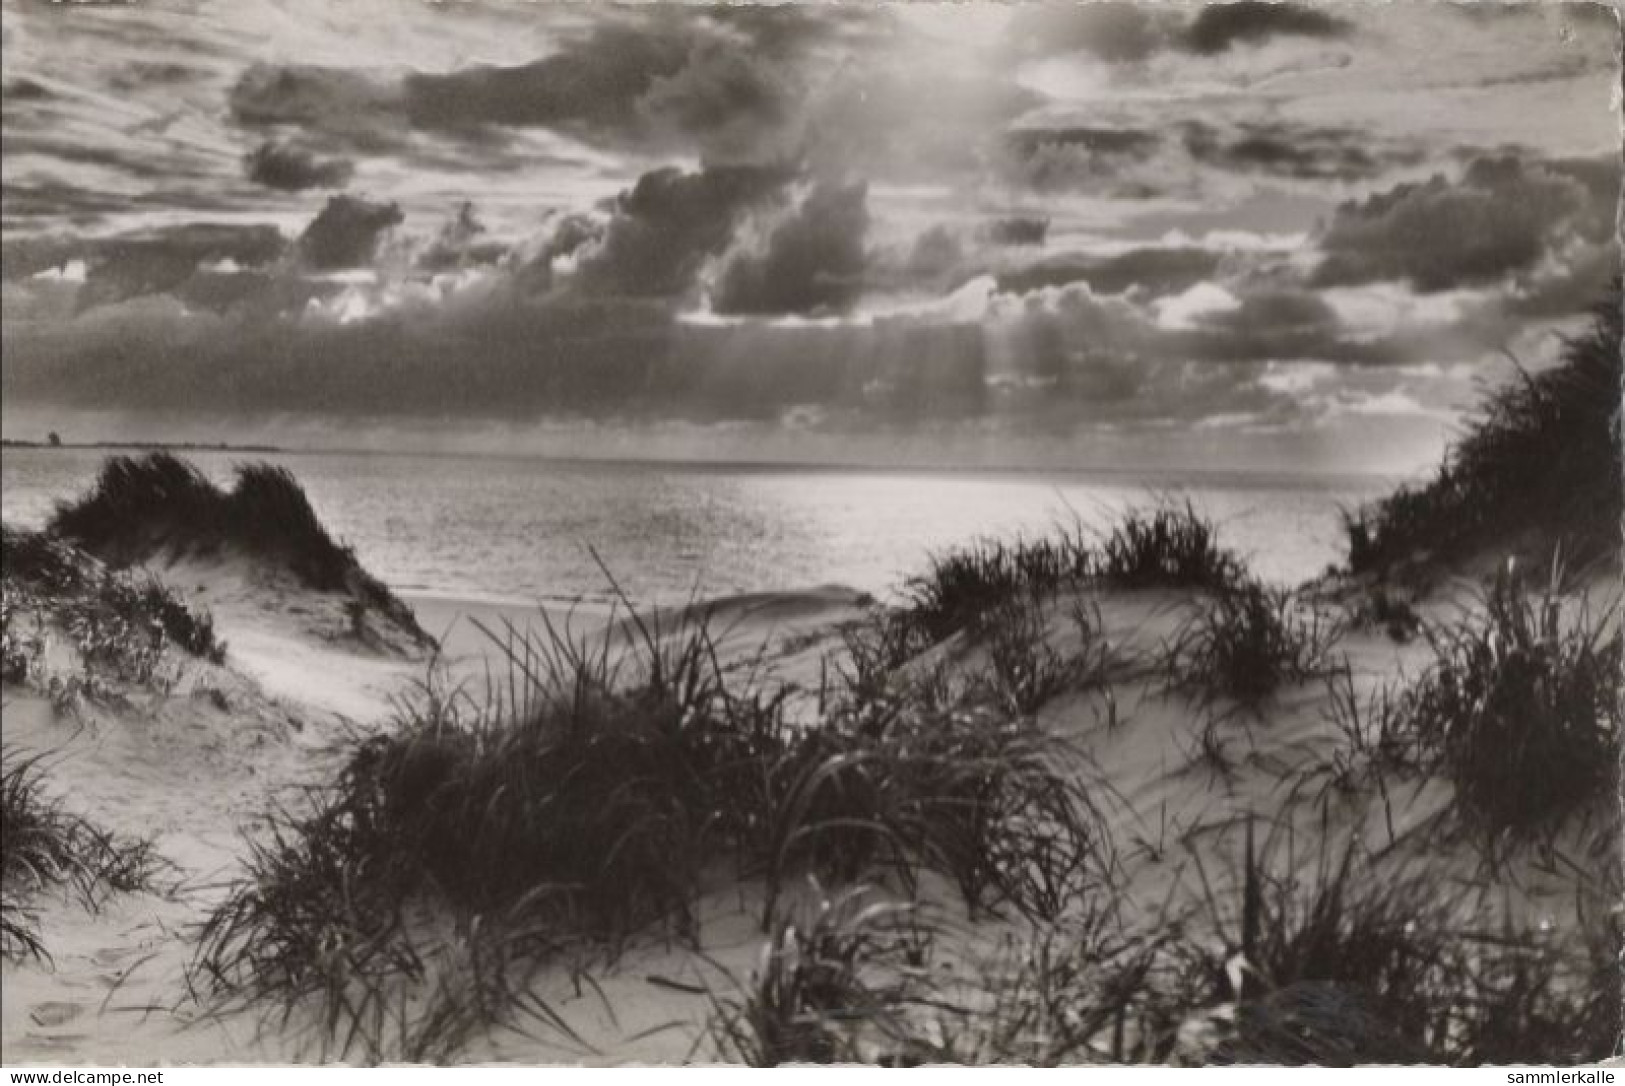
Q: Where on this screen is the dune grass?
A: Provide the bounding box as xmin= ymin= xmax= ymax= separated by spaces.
xmin=2 ymin=748 xmax=158 ymax=963
xmin=2 ymin=525 xmax=225 ymax=700
xmin=1295 ymin=559 xmax=1619 ymax=848
xmin=46 ymin=453 xmax=429 ymax=646
xmin=895 ymin=502 xmax=1245 ymax=654
xmin=966 ymin=589 xmax=1111 ymax=717
xmin=1182 ymin=823 xmax=1448 ymax=1048
xmin=705 ymin=885 xmax=929 ymax=1066
xmin=700 ymin=818 xmax=1621 ymax=1066
xmin=1343 ymin=283 xmax=1622 ymax=576
xmin=1405 ymin=561 xmax=1619 ymax=841
xmin=1163 ymin=581 xmax=1342 ymax=717
xmin=195 ymin=571 xmax=1109 ymax=1060
xmin=1166 ymin=816 xmax=1621 ymax=1065
xmin=899 ymin=523 xmax=1095 ymax=646
xmin=1096 ymin=500 xmax=1246 ymax=591
xmin=1292 ymin=666 xmax=1422 ymax=828
xmin=52 ymin=455 xmax=344 ymax=588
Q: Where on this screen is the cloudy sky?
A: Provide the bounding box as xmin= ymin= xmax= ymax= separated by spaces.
xmin=1 ymin=0 xmax=1618 ymax=472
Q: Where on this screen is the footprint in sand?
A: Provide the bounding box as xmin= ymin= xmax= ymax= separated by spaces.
xmin=91 ymin=946 xmax=136 ymax=968
xmin=29 ymin=1001 xmax=85 ymax=1028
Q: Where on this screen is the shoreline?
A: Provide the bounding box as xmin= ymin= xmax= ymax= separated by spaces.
xmin=0 ymin=440 xmax=1405 ymax=491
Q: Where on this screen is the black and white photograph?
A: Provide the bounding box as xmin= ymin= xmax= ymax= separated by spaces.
xmin=0 ymin=0 xmax=1621 ymax=1068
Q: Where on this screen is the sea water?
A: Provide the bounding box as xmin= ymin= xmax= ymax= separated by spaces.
xmin=1 ymin=447 xmax=1390 ymax=606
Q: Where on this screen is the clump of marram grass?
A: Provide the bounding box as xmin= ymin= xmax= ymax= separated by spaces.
xmin=704 ymin=839 xmax=1619 ymax=1066
xmin=1164 ymin=816 xmax=1622 ymax=1066
xmin=705 ymin=885 xmax=932 ymax=1066
xmin=1405 ymin=560 xmax=1619 ymax=841
xmin=2 ymin=748 xmax=157 ymax=963
xmin=882 ymin=501 xmax=1242 ymax=670
xmin=1163 ymin=820 xmax=1454 ymax=1065
xmin=1344 ymin=282 xmax=1621 ymax=576
xmin=835 ymin=607 xmax=938 ymax=700
xmin=1290 ymin=665 xmax=1426 ymax=831
xmin=2 ymin=526 xmax=225 ymax=700
xmin=50 ymin=454 xmax=340 ymax=587
xmin=196 ymin=569 xmax=1110 ymax=1060
xmin=1097 ymin=500 xmax=1246 ymax=591
xmin=47 ymin=453 xmax=430 ymax=648
xmin=967 ymin=589 xmax=1111 ymax=717
xmin=900 ymin=907 xmax=1186 ymax=1066
xmin=792 ymin=693 xmax=1109 ymax=928
xmin=697 ymin=813 xmax=1618 ymax=1066
xmin=706 ymin=889 xmax=1187 ymax=1067
xmin=1163 ymin=581 xmax=1342 ymax=716
xmin=900 ymin=525 xmax=1094 ymax=645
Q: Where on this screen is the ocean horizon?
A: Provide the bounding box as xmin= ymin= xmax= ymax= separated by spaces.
xmin=2 ymin=446 xmax=1387 ymax=606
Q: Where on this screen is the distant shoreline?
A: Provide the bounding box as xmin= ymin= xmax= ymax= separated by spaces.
xmin=0 ymin=439 xmax=1402 ymax=488
xmin=1 ymin=439 xmax=285 ymax=453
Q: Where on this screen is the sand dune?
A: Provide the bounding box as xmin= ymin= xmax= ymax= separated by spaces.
xmin=5 ymin=567 xmax=1605 ymax=1063
xmin=0 ymin=561 xmax=887 ymax=1064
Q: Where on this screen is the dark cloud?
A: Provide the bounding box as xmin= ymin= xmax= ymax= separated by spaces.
xmin=1183 ymin=2 xmax=1353 ymax=54
xmin=996 ymin=248 xmax=1223 ymax=297
xmin=1312 ymin=152 xmax=1615 ymax=292
xmin=403 ymin=23 xmax=689 ymax=139
xmin=221 ymin=9 xmax=1033 ymax=182
xmin=402 ymin=13 xmax=823 ymax=165
xmin=711 ymin=179 xmax=869 ymax=315
xmin=635 ymin=40 xmax=801 ymax=164
xmin=0 ymin=237 xmax=1556 ymax=441
xmin=232 ymin=15 xmax=810 ymax=166
xmin=10 ymin=223 xmax=289 ymax=311
xmin=994 ymin=124 xmax=1165 ymax=195
xmin=1005 ymin=125 xmax=1160 ymax=160
xmin=243 ymin=141 xmax=355 ymax=192
xmin=1000 ymin=1 xmax=1352 ymax=64
xmin=997 ymin=118 xmax=1426 ymax=198
xmin=1177 ymin=289 xmax=1352 ymax=363
xmin=1181 ymin=121 xmax=1423 ymax=182
xmin=2 ymin=233 xmax=86 ymax=282
xmin=298 ymin=195 xmax=404 ymax=270
xmin=2 ymin=77 xmax=51 ymax=101
xmin=902 ymin=226 xmax=966 ymax=287
xmin=573 ymin=164 xmax=793 ymax=299
xmin=982 ymin=217 xmax=1051 ymax=247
